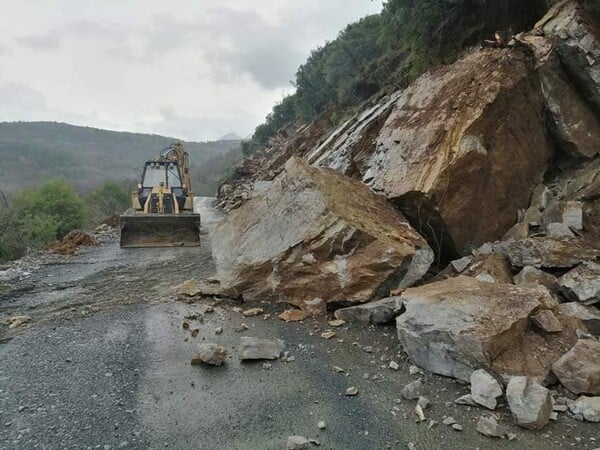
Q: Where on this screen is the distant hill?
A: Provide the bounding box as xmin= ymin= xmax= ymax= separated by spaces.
xmin=0 ymin=121 xmax=242 ymax=196
xmin=218 ymin=132 xmax=243 ymax=141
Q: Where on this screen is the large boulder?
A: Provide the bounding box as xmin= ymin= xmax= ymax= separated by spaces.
xmin=211 ymin=157 xmax=433 ymax=309
xmin=396 ymin=276 xmax=579 ymax=382
xmin=357 ymin=48 xmax=552 ymax=255
xmin=552 ymin=339 xmax=600 ymax=395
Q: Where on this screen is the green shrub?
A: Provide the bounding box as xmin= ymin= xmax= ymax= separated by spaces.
xmin=86 ymin=181 xmax=131 ymax=224
xmin=15 ymin=177 xmax=87 ymax=244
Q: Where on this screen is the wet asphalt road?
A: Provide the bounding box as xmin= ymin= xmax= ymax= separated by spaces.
xmin=1 ymin=199 xmax=598 ymax=450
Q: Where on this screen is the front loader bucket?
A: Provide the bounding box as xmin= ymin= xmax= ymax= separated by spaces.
xmin=119 ymin=213 xmax=201 ymax=248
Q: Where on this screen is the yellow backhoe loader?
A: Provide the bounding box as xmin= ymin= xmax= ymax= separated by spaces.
xmin=119 ymin=143 xmax=201 ymax=247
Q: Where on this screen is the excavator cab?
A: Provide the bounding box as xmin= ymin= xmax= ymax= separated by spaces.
xmin=119 ymin=143 xmax=201 ymax=248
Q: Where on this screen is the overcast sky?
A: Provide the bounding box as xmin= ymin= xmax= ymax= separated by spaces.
xmin=0 ymin=1 xmax=382 ymax=141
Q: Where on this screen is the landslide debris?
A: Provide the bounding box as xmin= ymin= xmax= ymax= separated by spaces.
xmin=47 ymin=230 xmax=98 ymax=255
xmin=208 ymin=0 xmax=600 ymax=435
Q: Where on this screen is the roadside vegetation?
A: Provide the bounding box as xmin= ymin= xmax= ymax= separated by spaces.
xmin=0 ymin=178 xmax=131 ymax=262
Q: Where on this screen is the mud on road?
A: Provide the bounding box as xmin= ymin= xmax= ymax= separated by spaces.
xmin=1 ymin=200 xmax=599 ymax=449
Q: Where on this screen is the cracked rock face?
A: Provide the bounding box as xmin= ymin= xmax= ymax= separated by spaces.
xmin=396 ymin=276 xmax=579 ymax=382
xmin=361 ymin=48 xmax=552 ymax=255
xmin=211 ymin=157 xmax=433 ymax=310
xmin=537 ymin=0 xmax=600 ymax=115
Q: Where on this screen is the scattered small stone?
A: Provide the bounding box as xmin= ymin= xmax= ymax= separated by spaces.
xmin=427 ymin=420 xmax=437 ymax=429
xmin=553 ymin=404 xmax=568 ymax=412
xmin=318 ymin=421 xmax=326 ymax=429
xmin=279 ymin=309 xmax=308 ymax=322
xmin=569 ymin=396 xmax=600 ymax=422
xmin=417 ymin=396 xmax=430 ymax=409
xmin=281 ymin=352 xmax=296 ymax=363
xmin=442 ymin=417 xmax=456 ymax=426
xmin=332 ymin=366 xmax=346 ymax=374
xmin=231 ymin=307 xmax=242 ymax=314
xmin=8 ymin=316 xmax=31 ymax=329
xmin=191 ymin=343 xmax=228 ymax=366
xmin=475 ymin=273 xmax=495 ymax=283
xmin=321 ymin=331 xmax=336 ymax=339
xmin=190 ymin=329 xmax=199 ymax=338
xmin=242 ymin=307 xmax=264 ymax=317
xmin=407 ymin=443 xmax=416 ymax=450
xmin=328 ymin=319 xmax=346 ymax=327
xmin=470 ymin=369 xmax=503 ymax=410
xmin=531 ymin=310 xmax=563 ymax=333
xmin=388 ymin=361 xmax=399 ymax=370
xmin=452 ymin=424 xmax=463 ymax=431
xmin=409 ymin=365 xmax=421 ymax=376
xmin=239 ymin=337 xmax=284 ymax=360
xmin=363 ymin=346 xmax=373 ymax=353
xmin=362 ymin=373 xmax=370 ymax=380
xmin=401 ymin=380 xmax=423 ymax=400
xmin=215 ymin=327 xmax=223 ymax=334
xmin=455 ymin=394 xmax=477 ymax=406
xmin=345 ymin=386 xmax=359 ymax=396
xmin=414 ymin=404 xmax=426 ymax=422
xmin=476 ymin=415 xmax=507 ymax=438
xmin=234 ymin=323 xmax=249 ymax=332
xmin=262 ymin=363 xmax=272 ymax=370
xmin=451 ymin=256 xmax=473 ymax=273
xmin=204 ymin=305 xmax=215 ymax=313
xmin=286 ymin=435 xmax=311 ymax=450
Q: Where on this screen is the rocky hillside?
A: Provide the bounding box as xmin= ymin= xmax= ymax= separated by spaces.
xmin=205 ymin=0 xmax=600 ymax=429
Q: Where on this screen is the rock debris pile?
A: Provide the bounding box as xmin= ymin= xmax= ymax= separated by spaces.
xmin=207 ymin=0 xmax=600 ymax=434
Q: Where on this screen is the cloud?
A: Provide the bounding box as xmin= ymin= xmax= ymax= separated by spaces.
xmin=0 ymin=83 xmax=49 ymax=120
xmin=0 ymin=1 xmax=382 ymax=140
xmin=201 ymin=7 xmax=304 ymax=89
xmin=16 ymin=32 xmax=61 ymax=50
xmin=138 ymin=104 xmax=259 ymax=141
